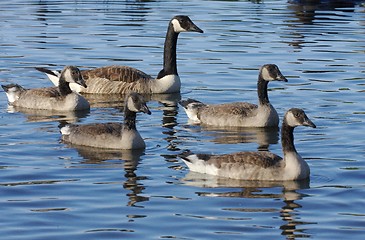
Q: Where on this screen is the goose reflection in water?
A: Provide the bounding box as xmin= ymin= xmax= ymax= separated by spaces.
xmin=6 ymin=105 xmax=90 ymax=124
xmin=180 ymin=124 xmax=279 ymax=151
xmin=181 ymin=172 xmax=315 ymax=239
xmin=288 ymin=0 xmax=361 ymax=24
xmin=63 ymin=144 xmax=148 ymax=207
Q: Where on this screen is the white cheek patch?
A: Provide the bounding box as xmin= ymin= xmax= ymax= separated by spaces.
xmin=261 ymin=66 xmax=275 ymax=81
xmin=171 ymin=19 xmax=187 ymax=33
xmin=286 ymin=111 xmax=300 ymax=127
xmin=127 ymin=97 xmax=139 ymax=112
xmin=64 ymin=69 xmax=75 ymax=83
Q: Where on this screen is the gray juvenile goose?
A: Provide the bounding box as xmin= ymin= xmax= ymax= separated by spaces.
xmin=36 ymin=15 xmax=204 ymax=94
xmin=61 ymin=92 xmax=151 ymax=149
xmin=179 ymin=108 xmax=316 ymax=181
xmin=2 ymin=66 xmax=89 ymax=111
xmin=179 ymin=64 xmax=288 ymax=127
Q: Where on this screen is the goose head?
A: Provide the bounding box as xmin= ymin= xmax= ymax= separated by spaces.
xmin=126 ymin=92 xmax=152 ymax=115
xmin=260 ymin=64 xmax=288 ymax=82
xmin=170 ymin=15 xmax=204 ymax=33
xmin=285 ymin=108 xmax=316 ymax=128
xmin=1 ymin=83 xmax=26 ymax=103
xmin=60 ymin=66 xmax=87 ymax=88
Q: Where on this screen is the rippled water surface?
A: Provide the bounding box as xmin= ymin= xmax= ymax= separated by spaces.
xmin=1 ymin=0 xmax=365 ymax=239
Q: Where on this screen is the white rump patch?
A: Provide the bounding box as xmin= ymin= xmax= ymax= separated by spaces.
xmin=46 ymin=70 xmax=62 ymax=86
xmin=183 ymin=155 xmax=219 ymax=176
xmin=4 ymin=86 xmax=21 ymax=103
xmin=60 ymin=125 xmax=71 ymax=135
xmin=183 ymin=103 xmax=201 ymax=123
xmin=171 ymin=19 xmax=187 ymax=33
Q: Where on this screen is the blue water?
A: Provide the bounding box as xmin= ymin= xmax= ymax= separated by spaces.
xmin=1 ymin=0 xmax=365 ymax=239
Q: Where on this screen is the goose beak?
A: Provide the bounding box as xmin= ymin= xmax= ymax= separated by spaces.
xmin=303 ymin=118 xmax=316 ymax=128
xmin=188 ymin=23 xmax=204 ymax=33
xmin=141 ymin=104 xmax=151 ymax=115
xmin=76 ymin=77 xmax=87 ymax=88
xmin=276 ymin=73 xmax=288 ymax=82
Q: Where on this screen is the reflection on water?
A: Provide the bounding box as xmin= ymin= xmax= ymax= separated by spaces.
xmin=182 ymin=172 xmax=313 ymax=239
xmin=64 ymin=143 xmax=149 ymax=207
xmin=6 ymin=105 xmax=90 ymax=123
xmin=1 ymin=0 xmax=365 ymax=239
xmin=288 ymin=0 xmax=363 ymax=24
xmin=202 ymin=126 xmax=279 ymax=150
xmin=180 ymin=123 xmax=279 ymax=151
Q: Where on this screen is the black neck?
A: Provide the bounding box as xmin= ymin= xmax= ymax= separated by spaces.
xmin=58 ymin=75 xmax=73 ymax=96
xmin=123 ymin=107 xmax=137 ymax=131
xmin=281 ymin=121 xmax=296 ymax=153
xmin=257 ymin=76 xmax=270 ymax=105
xmin=157 ymin=24 xmax=179 ymax=79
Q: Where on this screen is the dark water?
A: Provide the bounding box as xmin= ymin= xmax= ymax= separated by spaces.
xmin=1 ymin=0 xmax=365 ymax=239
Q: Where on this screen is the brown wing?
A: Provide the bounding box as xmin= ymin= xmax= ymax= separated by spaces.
xmin=206 ymin=151 xmax=282 ymax=169
xmin=70 ymin=123 xmax=123 ymax=136
xmin=23 ymin=87 xmax=61 ymax=98
xmin=200 ymin=102 xmax=258 ymax=118
xmin=82 ymin=65 xmax=152 ymax=83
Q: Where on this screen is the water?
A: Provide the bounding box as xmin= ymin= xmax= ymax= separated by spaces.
xmin=1 ymin=0 xmax=365 ymax=239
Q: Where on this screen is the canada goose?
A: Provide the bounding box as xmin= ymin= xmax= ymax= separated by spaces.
xmin=36 ymin=15 xmax=204 ymax=94
xmin=61 ymin=92 xmax=151 ymax=149
xmin=179 ymin=108 xmax=316 ymax=181
xmin=2 ymin=66 xmax=90 ymax=111
xmin=179 ymin=64 xmax=288 ymax=127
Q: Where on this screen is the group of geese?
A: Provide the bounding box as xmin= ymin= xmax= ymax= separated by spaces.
xmin=2 ymin=15 xmax=317 ymax=182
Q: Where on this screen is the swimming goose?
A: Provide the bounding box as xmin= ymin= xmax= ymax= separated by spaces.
xmin=179 ymin=64 xmax=288 ymax=127
xmin=179 ymin=108 xmax=316 ymax=181
xmin=60 ymin=92 xmax=151 ymax=149
xmin=36 ymin=15 xmax=204 ymax=94
xmin=2 ymin=66 xmax=90 ymax=111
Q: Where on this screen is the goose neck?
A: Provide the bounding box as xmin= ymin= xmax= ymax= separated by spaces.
xmin=157 ymin=24 xmax=179 ymax=79
xmin=58 ymin=76 xmax=73 ymax=96
xmin=257 ymin=77 xmax=270 ymax=105
xmin=281 ymin=121 xmax=297 ymax=154
xmin=123 ymin=108 xmax=137 ymax=131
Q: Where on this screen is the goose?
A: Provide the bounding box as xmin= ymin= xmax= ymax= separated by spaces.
xmin=2 ymin=66 xmax=90 ymax=111
xmin=179 ymin=108 xmax=316 ymax=181
xmin=60 ymin=92 xmax=151 ymax=149
xmin=36 ymin=15 xmax=204 ymax=94
xmin=179 ymin=64 xmax=288 ymax=127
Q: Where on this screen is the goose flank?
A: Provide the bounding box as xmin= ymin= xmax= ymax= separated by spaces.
xmin=61 ymin=92 xmax=151 ymax=149
xmin=2 ymin=66 xmax=89 ymax=111
xmin=179 ymin=108 xmax=316 ymax=181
